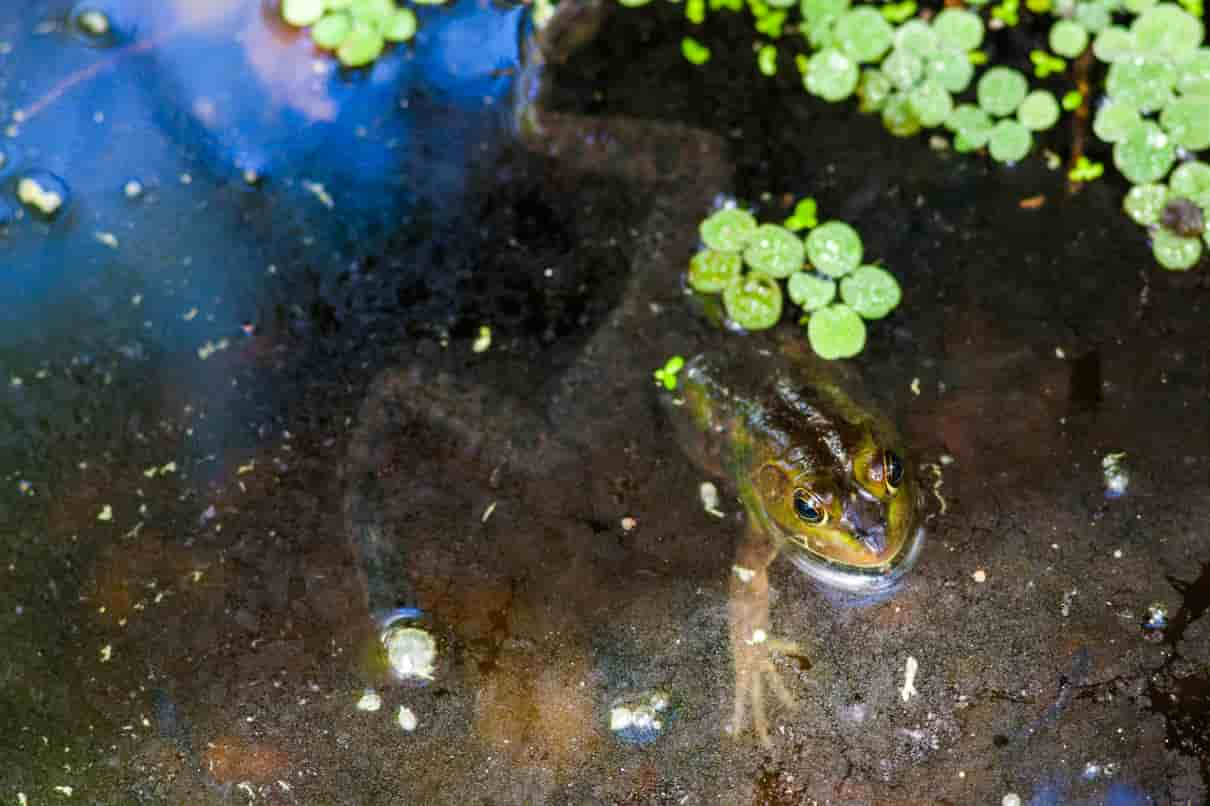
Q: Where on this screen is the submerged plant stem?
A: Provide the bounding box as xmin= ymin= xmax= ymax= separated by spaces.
xmin=1066 ymin=47 xmax=1094 ymax=196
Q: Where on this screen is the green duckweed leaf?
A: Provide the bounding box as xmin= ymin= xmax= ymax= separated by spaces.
xmin=1113 ymin=121 xmax=1176 ymax=183
xmin=1131 ymin=4 xmax=1203 ymax=58
xmin=806 ymin=48 xmax=860 ymax=100
xmin=312 ymin=12 xmax=352 ymax=49
xmin=338 ymin=22 xmax=385 ymax=67
xmin=894 ymin=19 xmax=939 ymax=57
xmin=882 ymin=47 xmax=924 ymax=90
xmin=1018 ymin=90 xmax=1060 ymax=130
xmin=946 ymin=103 xmax=994 ymax=146
xmin=881 ymin=91 xmax=922 ymax=137
xmin=1075 ymin=1 xmax=1112 ymax=33
xmin=806 ymin=221 xmax=863 ymax=277
xmin=653 ymin=356 xmax=685 ymax=390
xmin=858 ymin=68 xmax=893 ymax=113
xmin=724 ymin=271 xmax=784 ymax=329
xmin=383 ymin=8 xmax=417 ymax=42
xmin=787 ymin=271 xmax=837 ymax=311
xmin=682 ymin=37 xmax=711 ymax=64
xmin=909 ymin=80 xmax=953 ymax=126
xmin=688 ymin=249 xmax=743 ymax=292
xmin=351 ymin=0 xmax=394 ymax=23
xmin=1168 ymin=161 xmax=1210 ymax=209
xmin=282 ymin=0 xmax=325 ymax=26
xmin=1177 ymin=48 xmax=1210 ymax=95
xmin=1123 ymin=183 xmax=1169 ymax=225
xmin=1106 ymin=57 xmax=1176 ymax=113
xmin=1152 ymin=228 xmax=1202 ymax=270
xmin=839 ymin=265 xmax=901 ymax=319
xmin=925 ymin=45 xmax=975 ymax=93
xmin=933 ymin=8 xmax=984 ymax=51
xmin=988 ymin=119 xmax=1032 ymax=162
xmin=1092 ymin=26 xmax=1137 ymax=62
xmin=700 ymin=208 xmax=757 ymax=252
xmin=1160 ymin=97 xmax=1210 ymax=151
xmin=807 ymin=304 xmax=867 ymax=359
xmin=978 ymin=67 xmax=1029 ymax=117
xmin=1093 ymin=100 xmax=1143 ymax=143
xmin=1068 ymin=156 xmax=1104 ymax=181
xmin=743 ymin=224 xmax=806 ymax=278
xmin=1049 ymin=20 xmax=1090 ymax=58
xmin=758 ymin=44 xmax=779 ymax=76
xmin=834 ymin=8 xmax=893 ymax=63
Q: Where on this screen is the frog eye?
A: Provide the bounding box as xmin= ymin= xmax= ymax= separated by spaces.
xmin=793 ymin=490 xmax=827 ymax=525
xmin=884 ymin=450 xmax=904 ymax=493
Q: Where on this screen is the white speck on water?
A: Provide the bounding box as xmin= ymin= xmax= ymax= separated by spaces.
xmin=472 ymin=325 xmax=492 ymax=353
xmin=972 ymin=569 xmax=987 ymax=583
xmin=900 ymin=656 xmax=919 ymax=702
xmin=620 ymin=516 xmax=637 ymax=532
xmin=397 ymin=705 xmax=418 ymax=732
xmin=356 ymin=690 xmax=382 ymax=712
xmin=1002 ymin=794 xmax=1022 ymax=806
xmin=699 ymin=481 xmax=724 ymax=518
xmin=97 ymin=505 xmax=113 ymax=522
xmin=1061 ymin=588 xmax=1078 ymax=617
xmin=302 ymin=180 xmax=336 ymax=208
xmin=481 ymin=501 xmax=497 ymax=523
xmin=732 ymin=565 xmax=755 ymax=584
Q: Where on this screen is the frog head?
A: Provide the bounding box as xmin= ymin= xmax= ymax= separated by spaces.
xmin=752 ymin=430 xmax=925 ymax=593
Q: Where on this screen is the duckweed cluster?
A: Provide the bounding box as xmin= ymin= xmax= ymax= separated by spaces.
xmin=619 ymin=0 xmax=1210 ymax=271
xmin=281 ymin=0 xmax=435 ymax=67
xmin=691 ymin=205 xmax=902 ymax=359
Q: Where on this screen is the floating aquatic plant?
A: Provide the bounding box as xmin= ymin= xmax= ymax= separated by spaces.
xmin=689 ymin=204 xmax=902 ymax=358
xmin=616 ymin=0 xmax=1210 ymax=273
xmin=280 ymin=0 xmax=427 ymax=67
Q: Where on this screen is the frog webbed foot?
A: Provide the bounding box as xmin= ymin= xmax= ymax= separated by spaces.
xmin=729 ymin=630 xmax=801 ymax=747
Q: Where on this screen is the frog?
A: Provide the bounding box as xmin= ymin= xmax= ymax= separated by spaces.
xmin=661 ymin=343 xmax=926 ymax=745
xmin=340 ymin=0 xmax=925 ymax=751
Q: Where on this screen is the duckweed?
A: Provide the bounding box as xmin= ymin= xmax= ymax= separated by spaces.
xmin=806 ymin=49 xmax=860 ymax=100
xmin=700 ymin=208 xmax=758 ymax=252
xmin=977 ymin=67 xmax=1028 ymax=117
xmin=1123 ymin=183 xmax=1168 ymax=225
xmin=988 ymin=120 xmax=1032 ymax=163
xmin=806 ymin=221 xmax=863 ymax=276
xmin=1151 ymin=229 xmax=1202 ymax=269
xmin=807 ymin=304 xmax=866 ymax=359
xmin=787 ymin=271 xmax=836 ymax=310
xmin=724 ymin=271 xmax=784 ymax=330
xmin=1017 ymin=90 xmax=1060 ymax=130
xmin=840 ymin=265 xmax=901 ymax=318
xmin=618 ymin=0 xmax=1210 ymax=274
xmin=1113 ymin=122 xmax=1175 ymax=184
xmin=689 ymin=249 xmax=743 ymax=292
xmin=744 ymin=224 xmax=806 ymax=277
xmin=282 ymin=0 xmax=425 ymax=65
xmin=1049 ymin=20 xmax=1089 ymax=57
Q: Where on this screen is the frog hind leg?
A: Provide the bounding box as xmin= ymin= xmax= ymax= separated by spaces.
xmin=728 ymin=521 xmax=802 ymax=747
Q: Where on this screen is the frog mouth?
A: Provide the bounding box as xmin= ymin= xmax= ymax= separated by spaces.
xmin=783 ymin=524 xmax=926 ymax=595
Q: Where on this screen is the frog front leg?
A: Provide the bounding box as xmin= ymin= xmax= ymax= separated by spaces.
xmin=727 ymin=521 xmax=802 ymax=747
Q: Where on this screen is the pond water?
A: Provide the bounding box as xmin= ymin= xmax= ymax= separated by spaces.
xmin=1 ymin=1 xmax=1208 ymax=804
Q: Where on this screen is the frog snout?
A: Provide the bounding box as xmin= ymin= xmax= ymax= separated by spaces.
xmin=843 ymin=492 xmax=888 ymax=556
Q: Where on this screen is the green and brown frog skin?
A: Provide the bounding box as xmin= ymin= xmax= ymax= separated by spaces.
xmin=343 ymin=0 xmax=925 ymax=749
xmin=662 ymin=345 xmax=926 ymax=745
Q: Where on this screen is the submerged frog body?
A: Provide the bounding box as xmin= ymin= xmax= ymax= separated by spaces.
xmin=664 ymin=345 xmax=926 ymax=744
